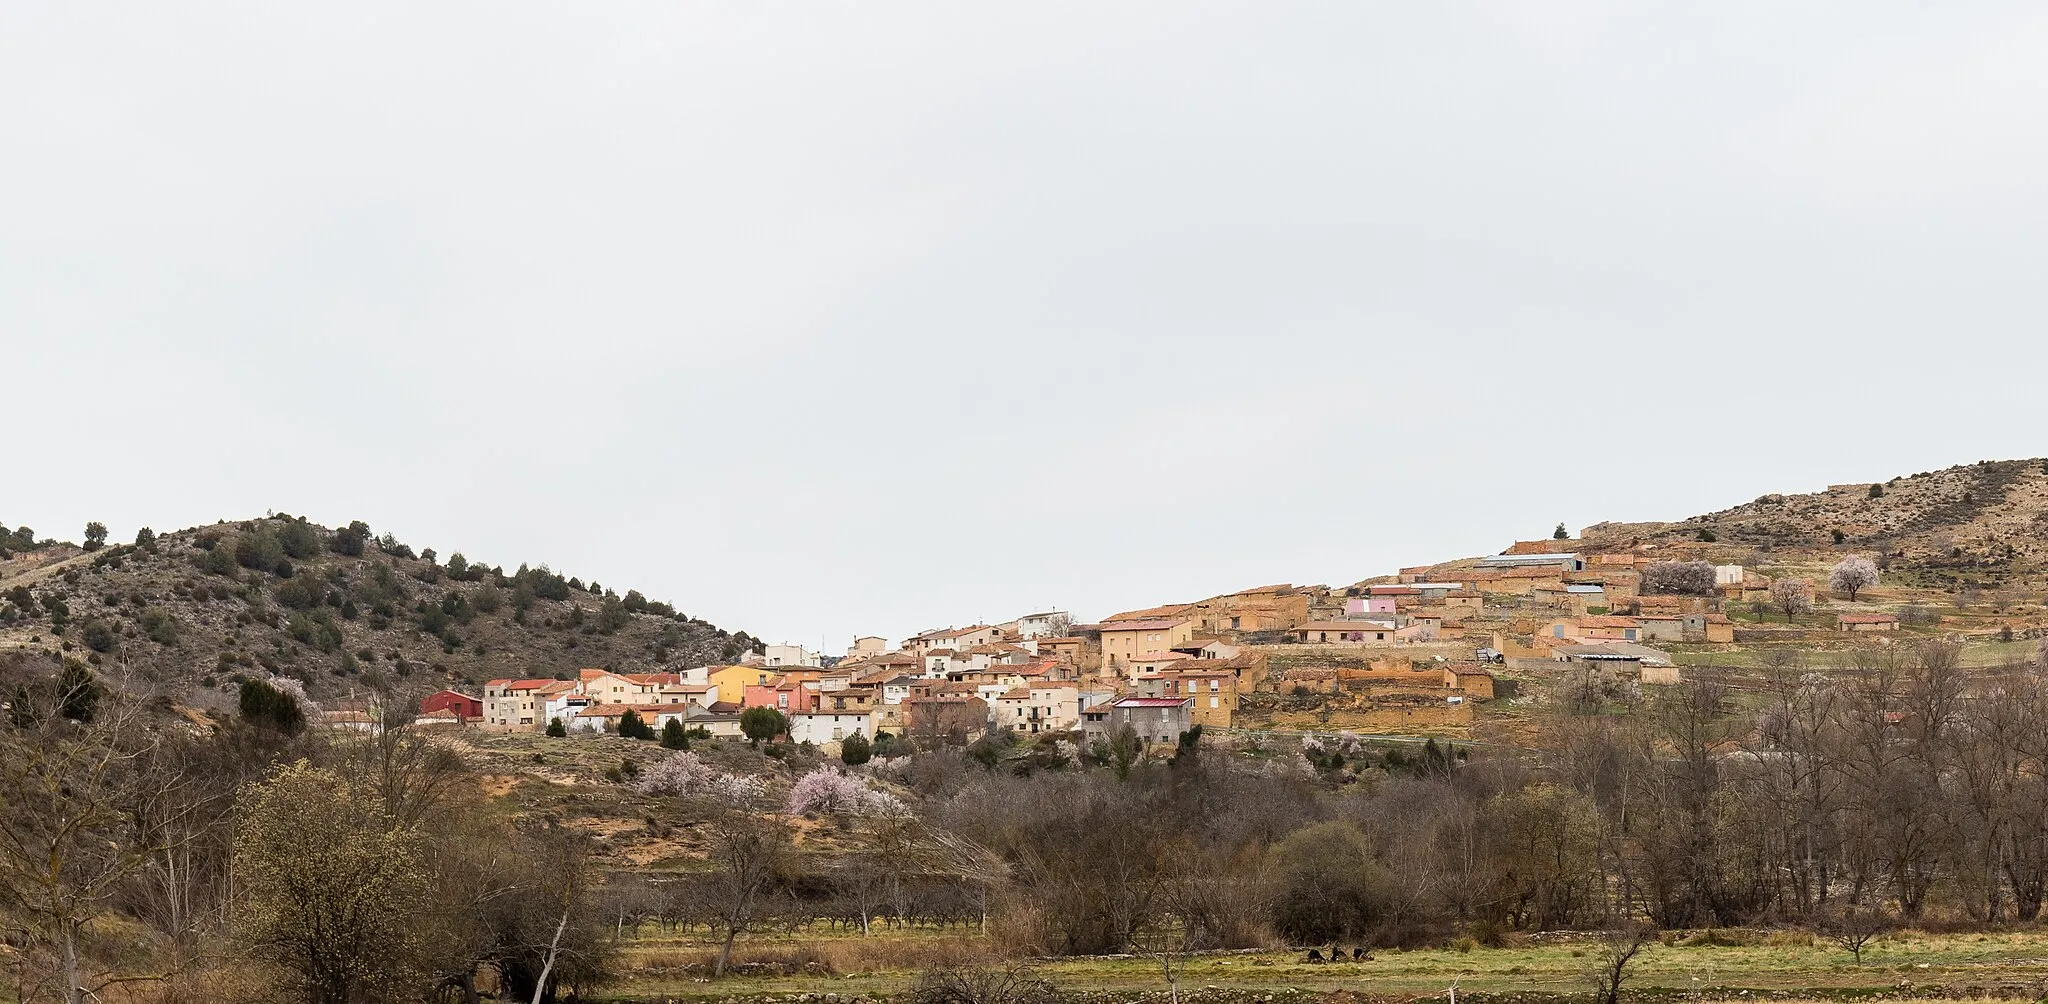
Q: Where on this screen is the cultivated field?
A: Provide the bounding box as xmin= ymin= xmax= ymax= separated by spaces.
xmin=595 ymin=926 xmax=2048 ymax=1003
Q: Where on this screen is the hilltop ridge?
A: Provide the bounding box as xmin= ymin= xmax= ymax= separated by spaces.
xmin=0 ymin=514 xmax=760 ymax=709
xmin=1578 ymin=457 xmax=2048 ymax=590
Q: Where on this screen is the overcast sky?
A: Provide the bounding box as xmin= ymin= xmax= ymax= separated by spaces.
xmin=7 ymin=4 xmax=2048 ymax=651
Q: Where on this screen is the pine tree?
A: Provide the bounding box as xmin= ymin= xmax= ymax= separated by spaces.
xmin=618 ymin=709 xmax=653 ymax=740
xmin=839 ymin=731 xmax=871 ymax=765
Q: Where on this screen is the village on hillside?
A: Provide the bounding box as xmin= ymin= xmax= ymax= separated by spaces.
xmin=404 ymin=517 xmax=2019 ymax=756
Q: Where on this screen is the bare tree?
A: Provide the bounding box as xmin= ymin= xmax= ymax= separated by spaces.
xmin=1583 ymin=923 xmax=1653 ymax=1004
xmin=1640 ymin=561 xmax=1716 ymax=596
xmin=702 ymin=808 xmax=794 ymax=976
xmin=1829 ymin=556 xmax=1880 ymax=603
xmin=1769 ymin=579 xmax=1814 ymax=622
xmin=908 ymin=963 xmax=1058 ymax=1004
xmin=0 ymin=671 xmax=188 ymax=1004
xmin=1097 ymin=722 xmax=1144 ymax=781
xmin=1819 ymin=903 xmax=1892 ymax=963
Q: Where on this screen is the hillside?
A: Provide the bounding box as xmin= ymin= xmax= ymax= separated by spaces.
xmin=1580 ymin=457 xmax=2048 ymax=590
xmin=0 ymin=514 xmax=760 ymax=709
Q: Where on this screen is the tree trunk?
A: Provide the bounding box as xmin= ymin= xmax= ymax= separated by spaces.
xmin=715 ymin=926 xmax=741 ymax=977
xmin=530 ymin=909 xmax=570 ymax=1004
xmin=62 ymin=922 xmax=83 ymax=1004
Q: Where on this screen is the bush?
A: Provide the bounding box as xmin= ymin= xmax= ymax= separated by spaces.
xmin=1270 ymin=821 xmax=1393 ymax=943
xmin=134 ymin=526 xmax=156 ymax=550
xmin=618 ymin=709 xmax=655 ymax=740
xmin=278 ymin=519 xmax=321 ymax=559
xmin=907 ymin=964 xmax=1059 ymax=1004
xmin=376 ymin=532 xmax=415 ymax=559
xmin=660 ymin=718 xmax=690 ymax=750
xmin=82 ymin=521 xmax=108 ymax=552
xmin=79 ymin=619 xmax=117 ymax=653
xmin=739 ymin=707 xmax=788 ymax=748
xmin=239 ymin=678 xmax=307 ymax=735
xmin=786 ymin=767 xmax=906 ymax=816
xmin=199 ymin=543 xmax=238 ymax=577
xmin=634 ymin=751 xmax=764 ymax=804
xmin=546 ymin=717 xmax=567 ymax=737
xmin=840 ymin=731 xmax=872 ymax=765
xmin=140 ymin=608 xmax=179 ymax=645
xmin=56 ymin=659 xmax=101 ymax=722
xmin=330 ymin=521 xmax=370 ymax=556
xmin=274 ymin=575 xmax=326 ymax=610
xmin=234 ymin=529 xmax=285 ymax=573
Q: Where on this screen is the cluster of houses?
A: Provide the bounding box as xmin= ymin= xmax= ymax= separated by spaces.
xmin=397 ymin=537 xmax=1910 ymax=750
xmin=408 ymin=607 xmax=1281 ymax=750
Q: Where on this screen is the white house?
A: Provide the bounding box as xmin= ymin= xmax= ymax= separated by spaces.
xmin=543 ymin=691 xmax=598 ymax=728
xmin=993 ymin=683 xmax=1080 ymax=734
xmin=1014 ymin=611 xmax=1071 ymax=640
xmin=878 ymin=676 xmax=917 ymax=705
xmin=789 ymin=710 xmax=874 ymax=745
xmin=911 ymin=625 xmax=1002 ymax=653
xmin=570 ymin=703 xmax=690 ymax=733
xmin=654 ymin=683 xmax=719 ymax=707
xmin=763 ymin=643 xmax=823 ymax=668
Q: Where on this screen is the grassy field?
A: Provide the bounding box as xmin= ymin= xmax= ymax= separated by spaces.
xmin=594 ymin=927 xmax=2048 ymax=1003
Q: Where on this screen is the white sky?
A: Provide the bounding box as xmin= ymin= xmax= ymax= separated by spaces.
xmin=7 ymin=3 xmax=2048 ymax=650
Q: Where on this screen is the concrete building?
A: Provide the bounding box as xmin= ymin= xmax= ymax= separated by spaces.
xmin=1080 ymin=696 xmax=1193 ymax=747
xmin=763 ymin=643 xmax=824 ymax=668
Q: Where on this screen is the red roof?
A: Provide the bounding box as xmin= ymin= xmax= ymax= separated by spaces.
xmin=1840 ymin=614 xmax=1899 ymax=624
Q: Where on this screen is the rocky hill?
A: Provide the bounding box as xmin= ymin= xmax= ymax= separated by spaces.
xmin=1580 ymin=457 xmax=2048 ymax=590
xmin=0 ymin=514 xmax=760 ymax=709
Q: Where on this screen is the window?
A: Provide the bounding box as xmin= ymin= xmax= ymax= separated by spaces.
xmin=1209 ymin=697 xmax=1219 ymax=708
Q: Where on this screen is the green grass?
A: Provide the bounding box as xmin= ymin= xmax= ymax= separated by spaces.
xmin=595 ymin=927 xmax=2048 ymax=1002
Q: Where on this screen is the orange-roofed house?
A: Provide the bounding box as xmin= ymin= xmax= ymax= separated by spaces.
xmin=1839 ymin=613 xmax=1900 ymax=633
xmin=744 ymin=679 xmax=819 ymax=713
xmin=570 ymin=702 xmax=691 ymax=733
xmin=1098 ymin=619 xmax=1195 ymax=678
xmin=577 ymin=668 xmax=681 ymax=702
xmin=483 ymin=679 xmax=574 ymax=729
